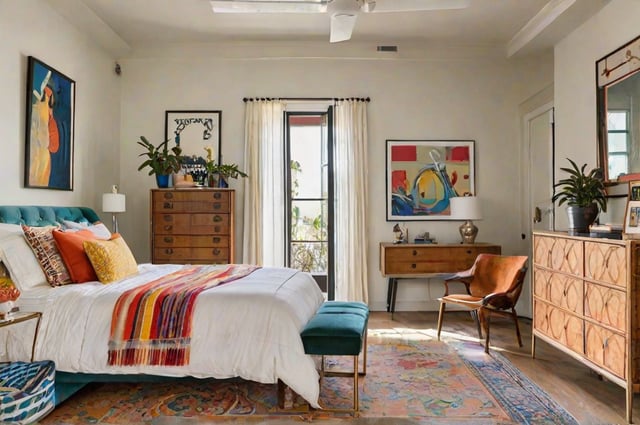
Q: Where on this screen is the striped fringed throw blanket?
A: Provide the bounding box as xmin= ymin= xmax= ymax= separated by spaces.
xmin=108 ymin=264 xmax=260 ymax=367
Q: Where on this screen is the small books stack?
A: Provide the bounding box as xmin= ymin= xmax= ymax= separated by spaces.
xmin=589 ymin=223 xmax=623 ymax=239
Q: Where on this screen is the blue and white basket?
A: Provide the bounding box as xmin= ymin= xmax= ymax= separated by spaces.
xmin=0 ymin=361 xmax=55 ymax=424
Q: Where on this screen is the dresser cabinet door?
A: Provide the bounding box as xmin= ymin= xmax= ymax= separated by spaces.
xmin=539 ymin=302 xmax=583 ymax=354
xmin=534 ymin=236 xmax=583 ymax=276
xmin=585 ymin=242 xmax=627 ymax=288
xmin=584 ymin=283 xmax=626 ymax=331
xmin=585 ymin=322 xmax=626 ymax=379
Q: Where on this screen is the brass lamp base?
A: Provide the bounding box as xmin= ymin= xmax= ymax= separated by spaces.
xmin=459 ymin=220 xmax=478 ymax=244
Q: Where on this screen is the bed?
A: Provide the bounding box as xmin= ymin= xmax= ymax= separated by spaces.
xmin=0 ymin=206 xmax=325 ymax=407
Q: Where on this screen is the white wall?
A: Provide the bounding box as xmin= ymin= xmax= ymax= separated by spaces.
xmin=0 ymin=0 xmax=120 ymax=214
xmin=118 ymin=47 xmax=553 ymax=312
xmin=555 ymin=0 xmax=640 ymax=228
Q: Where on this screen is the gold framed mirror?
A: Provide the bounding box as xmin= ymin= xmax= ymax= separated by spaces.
xmin=597 ymin=35 xmax=640 ymax=185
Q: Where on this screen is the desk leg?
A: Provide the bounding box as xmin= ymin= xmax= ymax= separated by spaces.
xmin=31 ymin=313 xmax=42 ymax=362
xmin=386 ymin=278 xmax=394 ymax=312
xmin=390 ymin=278 xmax=398 ymax=314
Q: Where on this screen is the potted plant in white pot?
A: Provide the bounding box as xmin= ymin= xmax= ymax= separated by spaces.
xmin=137 ymin=136 xmax=183 ymax=188
xmin=551 ymin=158 xmax=607 ymax=235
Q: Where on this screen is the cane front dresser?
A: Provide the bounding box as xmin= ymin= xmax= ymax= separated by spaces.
xmin=532 ymin=230 xmax=640 ymax=423
xmin=151 ymin=188 xmax=235 ymax=264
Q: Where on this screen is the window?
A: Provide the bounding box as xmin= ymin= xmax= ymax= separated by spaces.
xmin=607 ymin=110 xmax=630 ymax=179
xmin=285 ymin=111 xmax=334 ymax=297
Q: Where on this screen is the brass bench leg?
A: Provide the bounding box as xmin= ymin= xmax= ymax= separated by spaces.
xmin=353 ymin=354 xmax=359 ymax=413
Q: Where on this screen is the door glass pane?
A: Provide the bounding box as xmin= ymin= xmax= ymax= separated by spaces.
xmin=291 ymin=200 xmax=327 ymax=242
xmin=608 ymin=111 xmax=628 ymax=130
xmin=290 ymin=242 xmax=327 ymax=273
xmin=290 ymin=125 xmax=323 ymax=198
xmin=608 ymin=133 xmax=628 ymax=152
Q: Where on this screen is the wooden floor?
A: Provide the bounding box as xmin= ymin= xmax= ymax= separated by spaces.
xmin=380 ymin=310 xmax=635 ymax=425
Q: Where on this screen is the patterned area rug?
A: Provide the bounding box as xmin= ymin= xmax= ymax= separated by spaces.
xmin=40 ymin=330 xmax=577 ymax=424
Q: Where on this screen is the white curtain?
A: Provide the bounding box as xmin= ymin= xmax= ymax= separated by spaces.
xmin=334 ymin=100 xmax=369 ymax=302
xmin=242 ymin=100 xmax=286 ymax=266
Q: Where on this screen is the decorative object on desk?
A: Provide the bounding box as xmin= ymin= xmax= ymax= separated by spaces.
xmin=24 ymin=56 xmax=75 ymax=191
xmin=392 ymin=223 xmax=407 ymax=244
xmin=551 ymin=158 xmax=607 ymax=235
xmin=102 ymin=185 xmax=126 ymax=233
xmin=165 ymin=110 xmax=221 ymax=166
xmin=0 ymin=276 xmax=20 ymax=319
xmin=624 ymin=180 xmax=640 ymax=237
xmin=414 ymin=232 xmax=435 ymax=244
xmin=137 ymin=136 xmax=183 ymax=188
xmin=386 ymin=139 xmax=474 ymax=221
xmin=450 ymin=195 xmax=482 ymax=244
xmin=590 ymin=222 xmax=623 ymax=239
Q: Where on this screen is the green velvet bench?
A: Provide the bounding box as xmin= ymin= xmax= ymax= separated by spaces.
xmin=300 ymin=301 xmax=369 ymax=414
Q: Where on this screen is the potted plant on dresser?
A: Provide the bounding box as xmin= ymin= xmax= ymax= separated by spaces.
xmin=137 ymin=136 xmax=183 ymax=188
xmin=551 ymin=158 xmax=607 ymax=235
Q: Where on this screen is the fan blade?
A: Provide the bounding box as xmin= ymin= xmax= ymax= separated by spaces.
xmin=330 ymin=12 xmax=358 ymax=43
xmin=210 ymin=0 xmax=328 ymax=13
xmin=364 ymin=0 xmax=470 ymax=13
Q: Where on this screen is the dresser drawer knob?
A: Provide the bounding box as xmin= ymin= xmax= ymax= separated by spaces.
xmin=164 ymin=237 xmax=173 ymax=243
xmin=214 ymin=226 xmax=221 ymax=233
xmin=213 ymin=248 xmax=221 ymax=255
xmin=213 ymin=203 xmax=221 ymax=210
xmin=466 ymin=249 xmax=472 ymax=254
xmin=212 ymin=237 xmax=221 ymax=243
xmin=163 ymin=215 xmax=173 ymax=222
xmin=164 ymin=225 xmax=173 ymax=231
xmin=213 ymin=215 xmax=223 ymax=222
xmin=163 ymin=202 xmax=173 ymax=209
xmin=411 ymin=263 xmax=416 ymax=269
xmin=163 ymin=193 xmax=174 ymax=199
xmin=214 ymin=192 xmax=222 ymax=199
xmin=412 ymin=250 xmax=417 ymax=256
xmin=164 ymin=248 xmax=174 ymax=254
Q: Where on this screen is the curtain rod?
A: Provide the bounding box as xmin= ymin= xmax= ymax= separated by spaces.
xmin=242 ymin=97 xmax=370 ymax=102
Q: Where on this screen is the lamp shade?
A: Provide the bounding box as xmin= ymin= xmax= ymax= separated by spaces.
xmin=102 ymin=193 xmax=126 ymax=213
xmin=450 ymin=196 xmax=482 ymax=220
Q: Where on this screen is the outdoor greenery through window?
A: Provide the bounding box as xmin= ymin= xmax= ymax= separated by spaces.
xmin=286 ymin=112 xmax=333 ymax=294
xmin=607 ymin=110 xmax=630 ymax=180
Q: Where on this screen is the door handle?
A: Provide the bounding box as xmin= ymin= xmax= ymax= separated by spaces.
xmin=534 ymin=207 xmax=542 ymax=223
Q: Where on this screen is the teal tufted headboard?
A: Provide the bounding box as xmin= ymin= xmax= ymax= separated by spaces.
xmin=0 ymin=206 xmax=100 ymax=227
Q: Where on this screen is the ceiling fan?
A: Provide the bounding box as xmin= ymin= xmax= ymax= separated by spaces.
xmin=209 ymin=0 xmax=471 ymax=43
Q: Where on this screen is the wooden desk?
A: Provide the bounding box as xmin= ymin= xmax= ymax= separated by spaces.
xmin=379 ymin=242 xmax=501 ymax=313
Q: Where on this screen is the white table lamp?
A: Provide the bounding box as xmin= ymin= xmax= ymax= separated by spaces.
xmin=102 ymin=185 xmax=126 ymax=233
xmin=450 ymin=196 xmax=482 ymax=244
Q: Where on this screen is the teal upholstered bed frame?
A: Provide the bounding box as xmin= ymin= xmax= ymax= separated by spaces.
xmin=0 ymin=206 xmax=100 ymax=226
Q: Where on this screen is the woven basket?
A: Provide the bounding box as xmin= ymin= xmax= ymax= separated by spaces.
xmin=0 ymin=361 xmax=55 ymax=424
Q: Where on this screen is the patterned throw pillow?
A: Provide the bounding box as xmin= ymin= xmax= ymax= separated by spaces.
xmin=21 ymin=225 xmax=72 ymax=287
xmin=83 ymin=234 xmax=138 ymax=283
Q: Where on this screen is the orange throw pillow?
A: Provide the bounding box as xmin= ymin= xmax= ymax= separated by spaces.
xmin=52 ymin=229 xmax=99 ymax=283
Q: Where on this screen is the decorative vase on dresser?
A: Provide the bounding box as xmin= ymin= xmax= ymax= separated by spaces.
xmin=532 ymin=230 xmax=640 ymax=423
xmin=151 ymin=188 xmax=235 ymax=264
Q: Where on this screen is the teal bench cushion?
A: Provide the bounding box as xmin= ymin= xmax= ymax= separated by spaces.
xmin=317 ymin=301 xmax=369 ymax=319
xmin=301 ymin=311 xmax=367 ymax=356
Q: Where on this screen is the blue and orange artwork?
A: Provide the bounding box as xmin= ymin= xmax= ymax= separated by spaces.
xmin=387 ymin=140 xmax=474 ymax=220
xmin=25 ymin=57 xmax=75 ymax=190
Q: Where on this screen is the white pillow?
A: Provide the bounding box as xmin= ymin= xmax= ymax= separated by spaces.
xmin=62 ymin=221 xmax=111 ymax=240
xmin=0 ymin=233 xmax=48 ymax=291
xmin=0 ymin=223 xmax=24 ymax=238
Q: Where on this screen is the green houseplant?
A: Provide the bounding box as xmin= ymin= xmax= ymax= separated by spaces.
xmin=551 ymin=158 xmax=607 ymax=234
xmin=202 ymin=147 xmax=248 ymax=187
xmin=137 ymin=136 xmax=183 ymax=188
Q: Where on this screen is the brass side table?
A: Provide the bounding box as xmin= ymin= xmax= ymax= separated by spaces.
xmin=0 ymin=311 xmax=42 ymax=361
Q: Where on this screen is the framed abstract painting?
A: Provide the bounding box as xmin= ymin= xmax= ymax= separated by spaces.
xmin=386 ymin=140 xmax=475 ymax=221
xmin=165 ymin=110 xmax=222 ymax=165
xmin=24 ymin=56 xmax=75 ymax=190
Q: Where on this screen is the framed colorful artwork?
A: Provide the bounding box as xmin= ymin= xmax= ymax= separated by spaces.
xmin=386 ymin=140 xmax=475 ymax=221
xmin=24 ymin=56 xmax=75 ymax=190
xmin=165 ymin=110 xmax=221 ymax=165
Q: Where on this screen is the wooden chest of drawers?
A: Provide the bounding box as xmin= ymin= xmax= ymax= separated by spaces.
xmin=532 ymin=231 xmax=640 ymax=423
xmin=151 ymin=188 xmax=235 ymax=264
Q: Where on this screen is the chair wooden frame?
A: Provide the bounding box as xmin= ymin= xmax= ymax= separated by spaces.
xmin=436 ymin=254 xmax=528 ymax=353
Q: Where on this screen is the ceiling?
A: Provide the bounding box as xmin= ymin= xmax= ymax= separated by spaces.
xmin=45 ymin=0 xmax=610 ymax=58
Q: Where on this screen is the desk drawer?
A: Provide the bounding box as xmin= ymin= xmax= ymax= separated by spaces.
xmin=382 ymin=245 xmax=500 ymax=274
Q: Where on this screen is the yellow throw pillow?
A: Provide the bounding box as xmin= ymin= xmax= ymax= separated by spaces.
xmin=83 ymin=234 xmax=138 ymax=283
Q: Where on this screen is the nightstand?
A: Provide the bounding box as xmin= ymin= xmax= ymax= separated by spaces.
xmin=0 ymin=312 xmax=42 ymax=361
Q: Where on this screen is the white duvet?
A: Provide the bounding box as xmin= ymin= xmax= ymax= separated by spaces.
xmin=6 ymin=264 xmax=325 ymax=407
